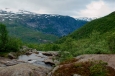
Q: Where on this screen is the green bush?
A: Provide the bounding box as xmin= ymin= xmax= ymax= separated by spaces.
xmin=0 ymin=23 xmax=22 ymax=53
xmin=0 ymin=23 xmax=8 ymax=52
xmin=108 ymin=33 xmax=115 ymax=53
xmin=6 ymin=37 xmax=22 ymax=52
xmin=90 ymin=60 xmax=108 ymax=76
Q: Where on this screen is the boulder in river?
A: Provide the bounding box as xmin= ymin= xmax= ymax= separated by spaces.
xmin=42 ymin=51 xmax=59 ymax=56
xmin=25 ymin=52 xmax=32 ymax=55
xmin=44 ymin=59 xmax=55 ymax=66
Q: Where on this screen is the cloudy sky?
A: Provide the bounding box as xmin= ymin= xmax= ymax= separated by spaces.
xmin=0 ymin=0 xmax=115 ymax=18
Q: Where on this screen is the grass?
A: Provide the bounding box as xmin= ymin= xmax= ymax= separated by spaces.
xmin=0 ymin=52 xmax=9 ymax=57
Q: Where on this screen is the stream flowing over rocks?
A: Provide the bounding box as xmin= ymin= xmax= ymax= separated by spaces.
xmin=0 ymin=47 xmax=59 ymax=76
xmin=1 ymin=49 xmax=115 ymax=76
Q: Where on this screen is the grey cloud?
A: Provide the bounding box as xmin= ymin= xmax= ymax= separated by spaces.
xmin=0 ymin=0 xmax=114 ymax=17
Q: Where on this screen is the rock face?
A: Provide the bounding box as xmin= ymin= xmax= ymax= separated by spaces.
xmin=49 ymin=54 xmax=115 ymax=76
xmin=0 ymin=63 xmax=50 ymax=76
xmin=75 ymin=54 xmax=115 ymax=69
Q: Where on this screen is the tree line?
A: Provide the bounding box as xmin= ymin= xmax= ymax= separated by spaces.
xmin=0 ymin=23 xmax=22 ymax=53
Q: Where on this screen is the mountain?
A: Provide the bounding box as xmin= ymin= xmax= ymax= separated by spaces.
xmin=43 ymin=12 xmax=115 ymax=60
xmin=69 ymin=12 xmax=115 ymax=40
xmin=0 ymin=9 xmax=88 ymax=43
xmin=57 ymin=12 xmax=115 ymax=43
xmin=76 ymin=17 xmax=97 ymax=21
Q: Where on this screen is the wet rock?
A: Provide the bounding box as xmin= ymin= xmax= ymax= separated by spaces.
xmin=73 ymin=74 xmax=81 ymax=76
xmin=24 ymin=48 xmax=39 ymax=55
xmin=25 ymin=52 xmax=32 ymax=55
xmin=28 ymin=59 xmax=32 ymax=61
xmin=32 ymin=49 xmax=39 ymax=54
xmin=0 ymin=63 xmax=6 ymax=67
xmin=0 ymin=63 xmax=50 ymax=76
xmin=44 ymin=59 xmax=55 ymax=66
xmin=34 ymin=51 xmax=39 ymax=54
xmin=42 ymin=52 xmax=53 ymax=56
xmin=1 ymin=59 xmax=25 ymax=66
xmin=42 ymin=51 xmax=59 ymax=56
xmin=8 ymin=52 xmax=16 ymax=59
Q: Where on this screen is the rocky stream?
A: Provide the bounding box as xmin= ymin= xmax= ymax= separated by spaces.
xmin=0 ymin=47 xmax=59 ymax=76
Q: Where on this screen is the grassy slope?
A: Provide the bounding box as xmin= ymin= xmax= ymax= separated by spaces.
xmin=69 ymin=12 xmax=115 ymax=40
xmin=6 ymin=24 xmax=59 ymax=44
xmin=57 ymin=12 xmax=115 ymax=43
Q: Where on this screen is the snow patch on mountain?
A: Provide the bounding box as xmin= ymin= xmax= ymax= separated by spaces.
xmin=76 ymin=17 xmax=97 ymax=21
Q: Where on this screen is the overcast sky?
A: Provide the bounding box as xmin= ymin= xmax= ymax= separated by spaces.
xmin=0 ymin=0 xmax=115 ymax=18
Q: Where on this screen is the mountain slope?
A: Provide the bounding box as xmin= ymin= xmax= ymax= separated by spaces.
xmin=0 ymin=10 xmax=87 ymax=43
xmin=7 ymin=25 xmax=58 ymax=43
xmin=0 ymin=10 xmax=87 ymax=37
xmin=57 ymin=12 xmax=115 ymax=43
xmin=39 ymin=12 xmax=115 ymax=61
xmin=71 ymin=12 xmax=115 ymax=39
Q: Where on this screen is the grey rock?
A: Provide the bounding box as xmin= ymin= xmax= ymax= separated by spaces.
xmin=44 ymin=59 xmax=55 ymax=66
xmin=0 ymin=63 xmax=50 ymax=76
xmin=8 ymin=52 xmax=16 ymax=59
xmin=75 ymin=54 xmax=115 ymax=69
xmin=42 ymin=52 xmax=53 ymax=56
xmin=0 ymin=63 xmax=6 ymax=67
xmin=42 ymin=51 xmax=59 ymax=56
xmin=73 ymin=74 xmax=81 ymax=76
xmin=25 ymin=52 xmax=32 ymax=55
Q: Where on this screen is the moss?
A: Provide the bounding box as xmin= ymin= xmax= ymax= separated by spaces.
xmin=52 ymin=60 xmax=115 ymax=76
xmin=60 ymin=58 xmax=78 ymax=65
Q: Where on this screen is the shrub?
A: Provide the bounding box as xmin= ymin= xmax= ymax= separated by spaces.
xmin=90 ymin=60 xmax=108 ymax=76
xmin=6 ymin=37 xmax=22 ymax=52
xmin=0 ymin=23 xmax=22 ymax=53
xmin=0 ymin=23 xmax=8 ymax=52
xmin=107 ymin=33 xmax=115 ymax=53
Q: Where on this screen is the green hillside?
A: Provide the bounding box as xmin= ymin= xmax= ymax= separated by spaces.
xmin=69 ymin=12 xmax=115 ymax=40
xmin=55 ymin=12 xmax=115 ymax=61
xmin=5 ymin=24 xmax=59 ymax=44
xmin=57 ymin=12 xmax=115 ymax=43
xmin=34 ymin=12 xmax=115 ymax=61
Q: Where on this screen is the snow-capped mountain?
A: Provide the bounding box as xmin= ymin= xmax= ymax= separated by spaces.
xmin=76 ymin=17 xmax=97 ymax=21
xmin=0 ymin=9 xmax=88 ymax=43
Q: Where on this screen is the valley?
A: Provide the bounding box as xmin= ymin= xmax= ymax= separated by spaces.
xmin=0 ymin=9 xmax=87 ymax=43
xmin=0 ymin=9 xmax=115 ymax=76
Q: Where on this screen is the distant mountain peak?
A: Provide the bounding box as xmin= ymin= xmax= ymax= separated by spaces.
xmin=76 ymin=17 xmax=97 ymax=21
xmin=0 ymin=9 xmax=88 ymax=37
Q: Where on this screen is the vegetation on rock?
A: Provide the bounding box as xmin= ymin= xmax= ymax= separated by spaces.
xmin=52 ymin=59 xmax=115 ymax=76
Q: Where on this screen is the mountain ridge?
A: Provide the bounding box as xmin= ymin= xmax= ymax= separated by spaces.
xmin=0 ymin=9 xmax=88 ymax=43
